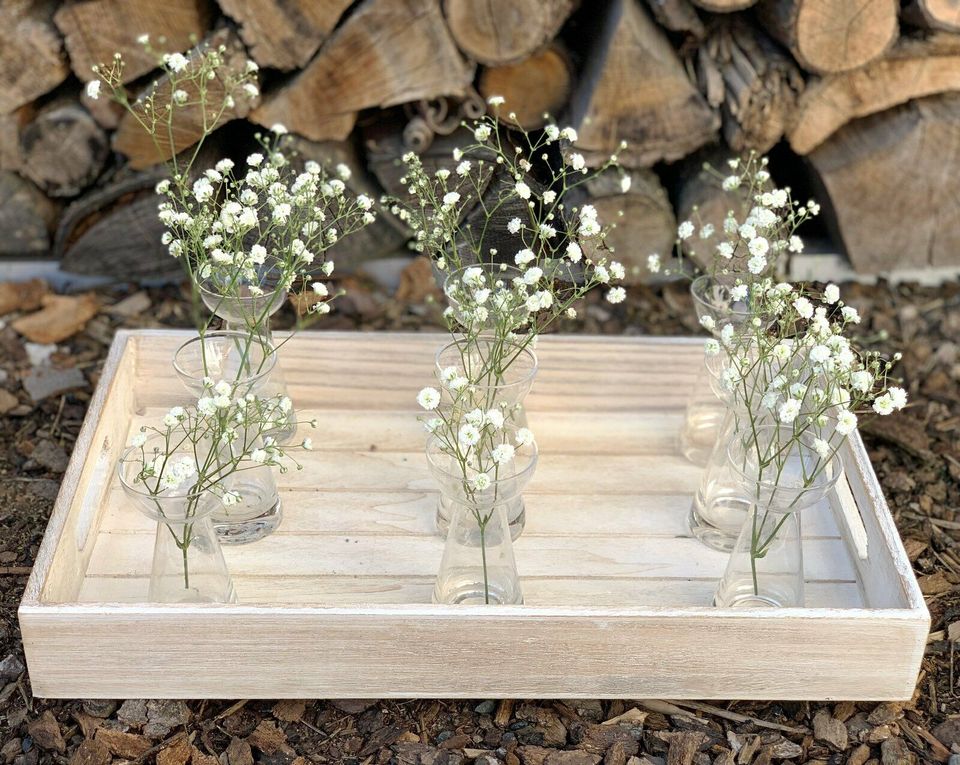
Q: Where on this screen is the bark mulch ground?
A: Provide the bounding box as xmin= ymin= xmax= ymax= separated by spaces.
xmin=1 ymin=268 xmax=958 ymax=765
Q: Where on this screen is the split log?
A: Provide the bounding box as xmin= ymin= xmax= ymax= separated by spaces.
xmin=54 ymin=0 xmax=214 ymax=84
xmin=0 ymin=1 xmax=69 ymax=113
xmin=580 ymin=169 xmax=676 ymax=284
xmin=0 ymin=172 xmax=58 ymax=257
xmin=696 ymin=20 xmax=804 ymax=153
xmin=113 ymin=29 xmax=258 ymax=169
xmin=284 ymin=136 xmax=409 ymax=272
xmin=217 ymin=0 xmax=352 ymax=70
xmin=566 ymin=0 xmax=718 ymax=168
xmin=690 ymin=0 xmax=756 ymax=10
xmin=18 ymin=102 xmax=109 ymax=197
xmin=56 ymin=171 xmax=178 ymax=279
xmin=644 ymin=0 xmax=705 ymax=38
xmin=478 ymin=44 xmax=574 ymax=130
xmin=756 ymin=0 xmax=898 ymax=74
xmin=788 ymin=35 xmax=960 ymax=154
xmin=443 ymin=0 xmax=579 ymax=65
xmin=0 ymin=107 xmax=33 ymax=172
xmin=902 ymin=0 xmax=960 ymax=32
xmin=808 ymin=93 xmax=960 ymax=271
xmin=252 ymin=0 xmax=473 ymax=142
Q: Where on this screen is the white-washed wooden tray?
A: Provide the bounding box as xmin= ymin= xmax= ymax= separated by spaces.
xmin=20 ymin=331 xmax=928 ymax=699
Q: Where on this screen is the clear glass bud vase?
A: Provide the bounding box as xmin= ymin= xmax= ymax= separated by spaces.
xmin=426 ymin=430 xmax=537 ymax=605
xmin=714 ymin=426 xmax=843 ymax=608
xmin=118 ymin=440 xmax=237 ymax=604
xmin=680 ymin=275 xmax=754 ymax=466
xmin=433 ymin=337 xmax=538 ymax=540
xmin=199 ymin=280 xmax=297 ymax=444
xmin=434 ymin=500 xmax=522 ymax=605
xmin=213 ymin=444 xmax=283 ymax=545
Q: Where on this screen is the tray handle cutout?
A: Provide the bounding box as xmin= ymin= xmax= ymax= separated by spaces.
xmin=74 ymin=435 xmax=115 ymax=552
xmin=834 ymin=473 xmax=869 ymax=560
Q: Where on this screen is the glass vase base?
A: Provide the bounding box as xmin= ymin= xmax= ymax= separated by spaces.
xmin=432 ymin=572 xmax=523 ymax=605
xmin=149 ymin=578 xmax=238 ymax=604
xmin=687 ymin=491 xmax=751 ymax=553
xmin=213 ymin=500 xmax=282 ymax=545
xmin=436 ymin=496 xmax=525 ymax=541
xmin=713 ymin=579 xmax=803 ymax=609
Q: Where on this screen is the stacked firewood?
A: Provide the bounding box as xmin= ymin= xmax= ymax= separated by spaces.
xmin=2 ymin=0 xmax=960 ymax=282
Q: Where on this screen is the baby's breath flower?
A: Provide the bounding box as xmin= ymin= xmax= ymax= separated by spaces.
xmin=417 ymin=387 xmax=440 ymax=410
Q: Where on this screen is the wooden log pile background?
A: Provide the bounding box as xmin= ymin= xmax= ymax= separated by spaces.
xmin=2 ymin=0 xmax=960 ymax=283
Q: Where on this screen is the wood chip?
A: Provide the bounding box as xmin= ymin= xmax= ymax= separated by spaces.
xmin=247 ymin=720 xmax=294 ymax=756
xmin=0 ymin=278 xmax=47 ymax=316
xmin=28 ymin=710 xmax=66 ymax=753
xmin=12 ymin=293 xmax=99 ymax=344
xmin=156 ymin=737 xmax=193 ymax=765
xmin=0 ymin=389 xmax=18 ymax=415
xmin=69 ymin=738 xmax=111 ymax=765
xmin=271 ymin=699 xmax=307 ymax=722
xmin=95 ymin=728 xmax=152 ymax=759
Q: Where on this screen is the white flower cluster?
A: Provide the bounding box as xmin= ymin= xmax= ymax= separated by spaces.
xmin=711 ymin=279 xmax=907 ymax=476
xmin=127 ymin=382 xmax=317 ymax=507
xmin=649 ymin=153 xmax=818 ymax=280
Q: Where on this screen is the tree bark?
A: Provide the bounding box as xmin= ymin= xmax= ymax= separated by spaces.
xmin=808 ymin=93 xmax=960 ymax=271
xmin=566 ymin=0 xmax=718 ymax=168
xmin=0 ymin=0 xmax=69 ymax=114
xmin=0 ymin=171 xmax=58 ymax=257
xmin=217 ymin=0 xmax=352 ymax=71
xmin=54 ymin=0 xmax=214 ymax=84
xmin=756 ymin=0 xmax=898 ymax=74
xmin=252 ymin=0 xmax=473 ymax=142
xmin=788 ymin=34 xmax=960 ymax=154
xmin=19 ymin=101 xmax=109 ymax=198
xmin=696 ymin=20 xmax=804 ymax=153
xmin=902 ymin=0 xmax=960 ymax=32
xmin=478 ymin=44 xmax=574 ymax=130
xmin=112 ymin=28 xmax=258 ymax=169
xmin=443 ymin=0 xmax=579 ymax=65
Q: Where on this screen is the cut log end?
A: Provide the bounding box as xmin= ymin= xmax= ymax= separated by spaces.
xmin=478 ymin=45 xmax=573 ymax=129
xmin=444 ymin=0 xmax=579 ymax=65
xmin=19 ymin=104 xmax=109 ymax=198
xmin=758 ymin=0 xmax=899 ymax=74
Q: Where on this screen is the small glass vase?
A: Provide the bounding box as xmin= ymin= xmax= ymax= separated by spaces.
xmin=213 ymin=440 xmax=283 ymax=545
xmin=433 ymin=337 xmax=538 ymax=540
xmin=689 ymin=407 xmax=754 ymax=552
xmin=713 ymin=426 xmax=843 ymax=608
xmin=426 ymin=430 xmax=538 ymax=605
xmin=199 ymin=279 xmax=297 ymax=444
xmin=679 ymin=275 xmax=755 ymax=465
xmin=173 ymin=331 xmax=276 ymax=397
xmin=117 ymin=439 xmax=237 ymax=604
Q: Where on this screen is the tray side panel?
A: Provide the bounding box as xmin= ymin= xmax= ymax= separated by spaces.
xmin=19 ymin=332 xmax=138 ymax=606
xmin=19 ymin=606 xmax=928 ymax=700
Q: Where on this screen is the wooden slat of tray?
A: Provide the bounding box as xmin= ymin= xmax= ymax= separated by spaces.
xmin=19 ymin=331 xmax=929 ymax=700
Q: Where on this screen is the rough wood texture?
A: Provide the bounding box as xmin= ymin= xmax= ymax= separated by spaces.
xmin=644 ymin=0 xmax=705 ymax=38
xmin=19 ymin=102 xmax=109 ymax=198
xmin=54 ymin=0 xmax=214 ymax=84
xmin=0 ymin=1 xmax=69 ymax=114
xmin=252 ymin=0 xmax=473 ymax=142
xmin=756 ymin=0 xmax=898 ymax=74
xmin=808 ymin=93 xmax=960 ymax=271
xmin=112 ymin=29 xmax=257 ymax=169
xmin=217 ymin=0 xmax=352 ymax=70
xmin=0 ymin=172 xmax=57 ymax=257
xmin=19 ymin=331 xmax=927 ymax=700
xmin=902 ymin=0 xmax=960 ymax=31
xmin=567 ymin=0 xmax=718 ymax=168
xmin=478 ymin=45 xmax=574 ymax=130
xmin=788 ymin=35 xmax=960 ymax=155
xmin=580 ymin=169 xmax=676 ymax=284
xmin=697 ymin=21 xmax=804 ymax=153
xmin=443 ymin=0 xmax=579 ymax=65
xmin=55 ymin=172 xmax=176 ymax=279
